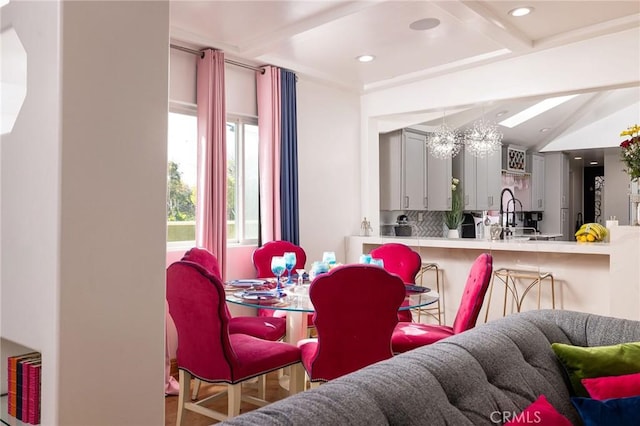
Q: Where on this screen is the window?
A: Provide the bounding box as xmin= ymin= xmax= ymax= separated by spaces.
xmin=167 ymin=110 xmax=197 ymax=248
xmin=166 ymin=109 xmax=258 ymax=248
xmin=227 ymin=116 xmax=259 ymax=244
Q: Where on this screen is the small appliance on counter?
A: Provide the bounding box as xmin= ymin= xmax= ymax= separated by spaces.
xmin=523 ymin=212 xmax=543 ymax=234
xmin=394 ymin=214 xmax=412 ymax=237
xmin=461 ymin=213 xmax=476 ymax=238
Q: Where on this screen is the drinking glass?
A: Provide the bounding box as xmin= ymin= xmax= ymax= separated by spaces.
xmin=322 ymin=251 xmax=336 ymax=265
xmin=271 ymin=256 xmax=286 ymax=293
xmin=283 ymin=252 xmax=297 ymax=285
xmin=371 ymin=258 xmax=385 ymax=268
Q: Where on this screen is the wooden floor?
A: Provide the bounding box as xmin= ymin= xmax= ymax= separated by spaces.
xmin=165 ymin=372 xmax=291 ymax=426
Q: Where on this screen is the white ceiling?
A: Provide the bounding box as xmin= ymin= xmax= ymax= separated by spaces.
xmin=170 ymin=0 xmax=640 ymax=164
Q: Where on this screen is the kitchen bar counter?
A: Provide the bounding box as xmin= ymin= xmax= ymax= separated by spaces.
xmin=347 ymin=235 xmax=612 ymax=255
xmin=346 ymin=227 xmax=639 ymax=322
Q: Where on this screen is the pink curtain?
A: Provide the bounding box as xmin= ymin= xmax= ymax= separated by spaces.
xmin=257 ymin=66 xmax=282 ymax=242
xmin=196 ymin=49 xmax=227 ymax=279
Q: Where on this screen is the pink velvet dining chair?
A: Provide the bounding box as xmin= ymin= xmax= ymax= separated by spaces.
xmin=252 ymin=240 xmax=312 ymax=324
xmin=179 ymin=247 xmax=287 ymax=401
xmin=182 ymin=247 xmax=286 ymax=341
xmin=166 ymin=260 xmax=304 ymax=424
xmin=391 ymin=252 xmax=493 ymax=354
xmin=369 ymin=243 xmax=422 ymax=322
xmin=297 ymin=264 xmax=406 ymax=386
xmin=252 ymin=240 xmax=307 ymax=279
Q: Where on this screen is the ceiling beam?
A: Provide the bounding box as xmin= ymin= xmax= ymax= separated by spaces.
xmin=237 ymin=1 xmax=386 ymax=57
xmin=435 ymin=0 xmax=533 ymax=52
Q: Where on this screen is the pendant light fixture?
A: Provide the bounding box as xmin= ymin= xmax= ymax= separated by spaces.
xmin=464 ymin=109 xmax=503 ymax=158
xmin=426 ymin=114 xmax=463 ymax=159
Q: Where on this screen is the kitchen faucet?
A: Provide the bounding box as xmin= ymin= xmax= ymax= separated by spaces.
xmin=506 ymin=198 xmax=523 ymax=228
xmin=499 ymin=188 xmax=522 ymax=239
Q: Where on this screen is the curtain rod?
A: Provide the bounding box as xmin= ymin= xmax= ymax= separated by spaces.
xmin=170 ymin=44 xmax=265 ymax=74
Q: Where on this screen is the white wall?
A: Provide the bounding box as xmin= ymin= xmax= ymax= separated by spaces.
xmin=2 ymin=1 xmax=168 ymax=424
xmin=1 ymin=1 xmax=62 ymax=422
xmin=297 ymin=78 xmax=361 ymax=264
xmin=604 ymin=149 xmax=633 ymax=225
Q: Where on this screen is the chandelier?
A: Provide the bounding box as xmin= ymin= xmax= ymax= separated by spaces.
xmin=464 ymin=118 xmax=503 ymax=158
xmin=426 ymin=121 xmax=463 ymax=159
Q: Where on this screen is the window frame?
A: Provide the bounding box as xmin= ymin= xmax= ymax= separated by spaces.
xmin=166 ymin=103 xmax=198 ymax=251
xmin=226 ymin=114 xmax=259 ymax=246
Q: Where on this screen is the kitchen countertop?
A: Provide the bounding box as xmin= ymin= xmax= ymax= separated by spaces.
xmin=350 ymin=235 xmax=611 ymax=255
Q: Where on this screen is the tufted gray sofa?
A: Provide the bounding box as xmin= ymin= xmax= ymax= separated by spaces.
xmin=221 ymin=310 xmax=640 ymax=425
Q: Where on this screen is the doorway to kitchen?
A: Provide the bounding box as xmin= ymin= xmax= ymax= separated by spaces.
xmin=584 ymin=166 xmax=604 ymax=223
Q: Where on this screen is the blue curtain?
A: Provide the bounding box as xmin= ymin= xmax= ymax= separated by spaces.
xmin=279 ymin=69 xmax=300 ymax=245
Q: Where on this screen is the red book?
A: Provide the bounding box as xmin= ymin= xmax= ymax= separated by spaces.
xmin=27 ymin=361 xmax=42 ymax=425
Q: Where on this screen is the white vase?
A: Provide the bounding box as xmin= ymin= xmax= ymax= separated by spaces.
xmin=447 ymin=229 xmax=460 ymax=238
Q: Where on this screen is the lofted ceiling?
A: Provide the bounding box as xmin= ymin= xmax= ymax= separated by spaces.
xmin=170 ymin=1 xmax=640 ymax=165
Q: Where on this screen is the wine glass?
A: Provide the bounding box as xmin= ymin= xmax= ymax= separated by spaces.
xmin=371 ymin=258 xmax=385 ymax=268
xmin=322 ymin=251 xmax=336 ymax=265
xmin=271 ymin=256 xmax=286 ymax=293
xmin=283 ymin=252 xmax=297 ymax=285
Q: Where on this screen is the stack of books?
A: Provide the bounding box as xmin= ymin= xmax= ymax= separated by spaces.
xmin=7 ymin=352 xmax=41 ymax=425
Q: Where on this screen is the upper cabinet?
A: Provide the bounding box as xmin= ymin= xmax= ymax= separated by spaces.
xmin=528 ymin=152 xmax=545 ymax=211
xmin=379 ymin=129 xmax=451 ymax=211
xmin=544 ymin=152 xmax=570 ymax=209
xmin=455 ymin=149 xmax=501 ymax=211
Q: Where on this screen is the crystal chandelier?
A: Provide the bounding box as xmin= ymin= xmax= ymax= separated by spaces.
xmin=464 ymin=118 xmax=503 ymax=158
xmin=426 ymin=121 xmax=463 ymax=159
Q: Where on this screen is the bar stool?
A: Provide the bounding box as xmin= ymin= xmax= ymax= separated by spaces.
xmin=413 ymin=262 xmax=443 ymax=324
xmin=483 ymin=267 xmax=555 ymax=322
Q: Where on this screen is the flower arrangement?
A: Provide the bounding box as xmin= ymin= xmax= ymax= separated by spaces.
xmin=444 ymin=177 xmax=464 ymax=230
xmin=620 ymin=124 xmax=640 ymax=181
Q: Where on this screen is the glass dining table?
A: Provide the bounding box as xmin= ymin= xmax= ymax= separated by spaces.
xmin=225 ymin=280 xmax=440 ymax=345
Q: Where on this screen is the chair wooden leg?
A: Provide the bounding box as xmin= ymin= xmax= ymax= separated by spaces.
xmin=177 ymin=369 xmax=191 ymax=426
xmin=191 ymin=378 xmax=201 ymax=400
xmin=227 ymin=383 xmax=242 ymax=418
xmin=288 ymin=363 xmax=305 ymax=395
xmin=256 ymin=374 xmax=266 ymax=400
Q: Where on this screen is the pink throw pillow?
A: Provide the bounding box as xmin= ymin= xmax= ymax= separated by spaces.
xmin=582 ymin=372 xmax=640 ymax=400
xmin=504 ymin=395 xmax=572 ymax=426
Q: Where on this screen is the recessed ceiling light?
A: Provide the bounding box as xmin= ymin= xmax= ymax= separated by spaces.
xmin=540 ymin=128 xmax=551 ymax=133
xmin=409 ymin=18 xmax=441 ymax=31
xmin=590 ymin=161 xmax=598 ymax=165
xmin=356 ymin=55 xmax=375 ymax=63
xmin=574 ymin=156 xmax=583 ymax=160
xmin=496 ymin=110 xmax=508 ymax=118
xmin=509 ymin=7 xmax=533 ymax=17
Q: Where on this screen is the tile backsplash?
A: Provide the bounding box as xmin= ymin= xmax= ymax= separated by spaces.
xmin=380 ymin=210 xmax=446 ymax=237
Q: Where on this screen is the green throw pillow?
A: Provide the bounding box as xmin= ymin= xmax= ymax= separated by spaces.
xmin=551 ymin=341 xmax=640 ymax=397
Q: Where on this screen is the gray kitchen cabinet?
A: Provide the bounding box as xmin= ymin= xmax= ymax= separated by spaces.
xmin=379 ymin=129 xmax=451 ymax=211
xmin=541 ymin=152 xmax=570 ymax=240
xmin=456 ymin=149 xmax=501 ymax=211
xmin=528 ymin=152 xmax=545 ymax=211
xmin=426 ymin=150 xmax=453 ymax=211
